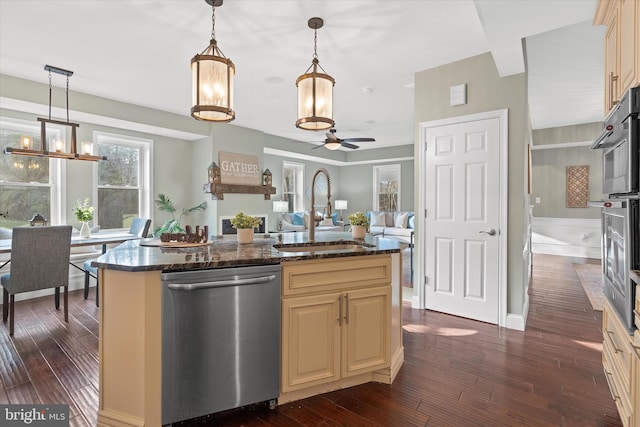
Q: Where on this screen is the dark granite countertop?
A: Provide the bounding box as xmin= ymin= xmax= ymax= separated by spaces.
xmin=92 ymin=231 xmax=403 ymax=272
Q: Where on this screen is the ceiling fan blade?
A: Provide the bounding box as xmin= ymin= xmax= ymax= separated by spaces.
xmin=340 ymin=137 xmax=375 ymax=143
xmin=341 ymin=142 xmax=359 ymax=149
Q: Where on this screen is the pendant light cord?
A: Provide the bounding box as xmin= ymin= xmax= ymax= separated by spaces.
xmin=48 ymin=71 xmax=52 ymax=120
xmin=46 ymin=69 xmax=71 ymax=122
xmin=313 ymin=28 xmax=318 ymax=60
xmin=211 ymin=3 xmax=216 ymax=41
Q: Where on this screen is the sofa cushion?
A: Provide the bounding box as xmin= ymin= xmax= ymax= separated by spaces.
xmin=395 ymin=212 xmax=409 ymax=228
xmin=319 ymin=218 xmax=334 ymax=227
xmin=370 ymin=211 xmax=387 ymax=227
xmin=293 ymin=212 xmax=305 ymax=226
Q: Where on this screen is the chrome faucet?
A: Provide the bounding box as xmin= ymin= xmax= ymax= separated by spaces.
xmin=309 ymin=168 xmax=332 ymax=242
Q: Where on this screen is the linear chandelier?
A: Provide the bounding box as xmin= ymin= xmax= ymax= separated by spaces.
xmin=296 ymin=17 xmax=335 ymax=131
xmin=4 ymin=65 xmax=106 ymax=161
xmin=191 ymin=0 xmax=235 ymax=122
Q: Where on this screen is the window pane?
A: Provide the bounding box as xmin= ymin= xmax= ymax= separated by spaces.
xmin=98 ymin=144 xmax=139 ymax=186
xmin=98 ymin=188 xmax=139 ymax=229
xmin=0 ymin=186 xmax=50 ymax=227
xmin=0 ymin=130 xmax=49 ymax=183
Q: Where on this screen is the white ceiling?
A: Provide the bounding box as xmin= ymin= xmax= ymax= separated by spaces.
xmin=0 ymin=0 xmax=604 ymax=150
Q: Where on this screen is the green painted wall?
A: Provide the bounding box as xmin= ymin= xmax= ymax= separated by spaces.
xmin=414 ymin=52 xmax=529 ymax=316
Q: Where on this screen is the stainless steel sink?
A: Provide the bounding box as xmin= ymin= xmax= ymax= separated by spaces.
xmin=273 ymin=241 xmax=375 ymax=253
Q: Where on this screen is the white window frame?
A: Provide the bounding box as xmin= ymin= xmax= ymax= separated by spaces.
xmin=93 ymin=131 xmax=153 ymax=229
xmin=282 ymin=161 xmax=304 ymax=212
xmin=372 ymin=164 xmax=401 ymax=211
xmin=0 ymin=117 xmax=64 ymax=225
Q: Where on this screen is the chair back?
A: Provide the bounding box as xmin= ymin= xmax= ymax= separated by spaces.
xmin=9 ymin=225 xmax=72 ymax=294
xmin=129 ymin=218 xmax=151 ymax=238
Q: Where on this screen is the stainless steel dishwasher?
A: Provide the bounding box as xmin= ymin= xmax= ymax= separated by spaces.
xmin=161 ymin=264 xmax=281 ymax=425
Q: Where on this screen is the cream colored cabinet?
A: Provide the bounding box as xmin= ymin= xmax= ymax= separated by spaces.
xmin=596 ymin=0 xmax=639 ymax=114
xmin=632 ymin=331 xmax=640 ymax=427
xmin=603 ymin=299 xmax=635 ymax=427
xmin=281 ymin=286 xmax=391 ymax=392
xmin=280 ymin=255 xmax=392 ymax=399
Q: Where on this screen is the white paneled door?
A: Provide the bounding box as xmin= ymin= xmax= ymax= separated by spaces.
xmin=424 ymin=117 xmax=501 ymax=324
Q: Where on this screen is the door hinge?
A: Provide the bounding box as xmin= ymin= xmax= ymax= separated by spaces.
xmin=424 ymin=276 xmax=429 ymax=285
xmin=424 ymin=208 xmax=428 ymax=218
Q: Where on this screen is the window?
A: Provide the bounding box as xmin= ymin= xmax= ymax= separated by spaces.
xmin=373 ymin=164 xmax=401 ymax=211
xmin=282 ymin=161 xmax=304 ymax=212
xmin=0 ymin=117 xmax=62 ymax=228
xmin=94 ymin=132 xmax=152 ymax=230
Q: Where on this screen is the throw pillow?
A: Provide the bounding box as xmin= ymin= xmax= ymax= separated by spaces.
xmin=408 ymin=213 xmax=415 ymax=229
xmin=370 ymin=211 xmax=387 ymax=227
xmin=331 ymin=212 xmax=339 ymax=225
xmin=293 ymin=212 xmax=305 ymax=226
xmin=395 ymin=212 xmax=409 ymax=229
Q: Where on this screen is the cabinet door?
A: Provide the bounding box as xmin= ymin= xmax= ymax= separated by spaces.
xmin=342 ymin=286 xmax=391 ymax=378
xmin=605 ymin=3 xmax=620 ymax=112
xmin=633 ymin=331 xmax=640 ymax=427
xmin=619 ymin=0 xmax=638 ymax=92
xmin=281 ymin=293 xmax=341 ymax=392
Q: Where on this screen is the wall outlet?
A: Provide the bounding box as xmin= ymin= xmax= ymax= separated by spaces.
xmin=535 ymin=197 xmax=541 ymax=204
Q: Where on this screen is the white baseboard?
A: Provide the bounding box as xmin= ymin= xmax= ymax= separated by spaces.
xmin=532 ymin=243 xmax=601 ymax=259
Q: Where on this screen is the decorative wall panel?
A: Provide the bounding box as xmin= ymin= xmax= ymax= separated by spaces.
xmin=566 ymin=165 xmax=589 ymax=208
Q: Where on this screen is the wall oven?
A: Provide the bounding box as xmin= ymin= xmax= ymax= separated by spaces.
xmin=591 ymin=86 xmax=639 ymax=196
xmin=597 ymin=199 xmax=639 ymax=333
xmin=591 ymin=85 xmax=640 ymax=333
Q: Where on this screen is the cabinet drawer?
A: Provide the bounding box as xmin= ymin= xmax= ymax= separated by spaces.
xmin=603 ymin=346 xmax=633 ymax=427
xmin=603 ymin=300 xmax=634 ymax=397
xmin=281 ymin=255 xmax=391 ymax=297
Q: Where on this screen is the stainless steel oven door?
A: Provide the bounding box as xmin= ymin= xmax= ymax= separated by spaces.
xmin=591 ymin=86 xmax=639 ymax=195
xmin=601 ymin=199 xmax=638 ymax=333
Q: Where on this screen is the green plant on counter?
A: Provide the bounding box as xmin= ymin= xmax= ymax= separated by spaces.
xmin=73 ymin=198 xmax=95 ymax=222
xmin=230 ymin=212 xmax=262 ymax=230
xmin=154 ymin=193 xmax=207 ymax=235
xmin=348 ymin=211 xmax=369 ymax=227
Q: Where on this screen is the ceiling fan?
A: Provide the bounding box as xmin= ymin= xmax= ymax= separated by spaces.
xmin=312 ymin=129 xmax=375 ymax=150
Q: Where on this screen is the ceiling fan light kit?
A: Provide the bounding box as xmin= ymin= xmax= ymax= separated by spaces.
xmin=296 ymin=17 xmax=335 ymax=131
xmin=191 ymin=0 xmax=235 ymax=123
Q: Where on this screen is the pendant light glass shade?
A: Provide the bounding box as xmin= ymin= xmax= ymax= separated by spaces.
xmin=296 ymin=17 xmax=335 ymax=131
xmin=191 ymin=0 xmax=235 ymax=122
xmin=191 ymin=45 xmax=235 ymax=122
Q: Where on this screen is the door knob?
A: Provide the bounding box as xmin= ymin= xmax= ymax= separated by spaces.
xmin=479 ymin=229 xmax=496 ymax=236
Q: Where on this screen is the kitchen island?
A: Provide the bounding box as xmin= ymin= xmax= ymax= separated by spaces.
xmin=94 ymin=232 xmax=404 ymax=427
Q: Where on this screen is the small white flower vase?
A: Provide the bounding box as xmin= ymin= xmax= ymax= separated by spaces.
xmin=80 ymin=221 xmax=91 ymax=239
xmin=237 ymin=228 xmax=254 ymax=244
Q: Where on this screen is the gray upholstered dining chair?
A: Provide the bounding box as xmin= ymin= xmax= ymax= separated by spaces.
xmin=83 ymin=218 xmax=151 ymax=306
xmin=1 ymin=225 xmax=72 ymax=336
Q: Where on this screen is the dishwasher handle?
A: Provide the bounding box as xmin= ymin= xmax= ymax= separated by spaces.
xmin=167 ymin=274 xmax=277 ymax=291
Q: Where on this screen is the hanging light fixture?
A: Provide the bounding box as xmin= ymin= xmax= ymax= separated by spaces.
xmin=3 ymin=65 xmax=106 ymax=161
xmin=296 ymin=17 xmax=335 ymax=131
xmin=191 ymin=0 xmax=235 ymax=122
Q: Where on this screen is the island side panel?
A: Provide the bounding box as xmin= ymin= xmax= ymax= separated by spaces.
xmin=98 ymin=268 xmax=162 ymax=427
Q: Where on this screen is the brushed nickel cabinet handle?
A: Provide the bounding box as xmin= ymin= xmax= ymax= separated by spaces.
xmin=609 ymin=72 xmax=619 ymax=107
xmin=344 ymin=293 xmax=349 ymax=324
xmin=606 ymin=330 xmax=623 ymax=354
xmin=337 ymin=296 xmax=342 ymax=326
xmin=604 ymin=369 xmax=620 ymax=401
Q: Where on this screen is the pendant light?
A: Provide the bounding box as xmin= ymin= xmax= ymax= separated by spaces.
xmin=3 ymin=65 xmax=106 ymax=161
xmin=296 ymin=17 xmax=335 ymax=131
xmin=191 ymin=0 xmax=235 ymax=122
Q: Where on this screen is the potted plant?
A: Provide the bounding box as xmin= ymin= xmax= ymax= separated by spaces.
xmin=231 ymin=212 xmax=262 ymax=244
xmin=73 ymin=198 xmax=95 ymax=238
xmin=348 ymin=211 xmax=369 ymax=239
xmin=154 ymin=193 xmax=207 ymax=236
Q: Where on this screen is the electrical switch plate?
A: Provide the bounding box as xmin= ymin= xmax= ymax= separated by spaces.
xmin=535 ymin=197 xmax=541 ymax=203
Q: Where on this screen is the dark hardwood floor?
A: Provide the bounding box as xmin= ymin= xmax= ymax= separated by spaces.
xmin=0 ymin=254 xmax=622 ymax=426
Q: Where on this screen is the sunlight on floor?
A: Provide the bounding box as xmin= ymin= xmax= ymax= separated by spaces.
xmin=402 ymin=323 xmax=479 ymax=336
xmin=572 ymin=339 xmax=603 ymax=352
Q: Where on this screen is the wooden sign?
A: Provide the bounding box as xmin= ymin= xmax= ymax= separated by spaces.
xmin=219 ymin=151 xmax=261 ymax=185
